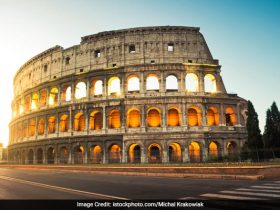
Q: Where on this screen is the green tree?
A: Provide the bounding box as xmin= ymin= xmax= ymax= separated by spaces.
xmin=263 ymin=102 xmax=280 ymax=157
xmin=245 ymin=100 xmax=263 ymax=160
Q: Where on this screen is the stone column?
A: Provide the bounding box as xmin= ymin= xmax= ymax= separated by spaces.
xmin=35 ymin=117 xmax=38 ymax=140
xmin=102 ymin=105 xmax=106 ymax=132
xmin=199 ymin=72 xmax=205 ymax=93
xmin=140 ymin=72 xmax=145 ymax=96
xmin=181 ymin=102 xmax=186 ymax=126
xmin=162 ymin=146 xmax=168 ymax=163
xmin=220 ymin=104 xmax=225 ymax=125
xmin=162 ymin=105 xmax=167 ymax=129
xmin=84 ymin=145 xmax=88 ymax=164
xmin=55 ymin=114 xmax=59 ymax=136
xmin=103 ymin=78 xmax=107 ymax=99
xmin=44 ymin=116 xmax=48 ymax=137
xmin=160 ymin=72 xmax=165 ymax=94
xmin=180 ymin=71 xmax=185 ymax=93
xmin=68 ymin=149 xmax=72 ymax=164
xmin=201 ymin=105 xmax=207 ymax=126
xmin=141 ymin=147 xmax=146 ymax=163
xmin=58 ymin=85 xmax=61 ymax=106
xmin=87 ymin=80 xmax=90 ymax=100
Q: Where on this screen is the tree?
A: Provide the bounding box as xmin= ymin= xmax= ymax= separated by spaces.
xmin=246 ymin=100 xmax=263 ymax=149
xmin=245 ymin=100 xmax=263 ymax=160
xmin=263 ymin=102 xmax=280 ymax=157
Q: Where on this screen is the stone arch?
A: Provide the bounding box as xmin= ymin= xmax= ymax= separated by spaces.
xmin=74 ymin=112 xmax=85 ymax=131
xmin=108 ymin=76 xmax=121 ymax=96
xmin=73 ymin=145 xmax=84 ymax=164
xmin=204 ymin=74 xmax=217 ymax=93
xmin=40 ymin=89 xmax=47 ymax=107
xmin=208 ymin=141 xmax=220 ymax=160
xmin=189 ymin=141 xmax=201 ymax=162
xmin=61 ymin=85 xmax=71 ymax=102
xmin=59 ymin=146 xmax=69 ymax=164
xmin=109 ymin=109 xmax=121 ymax=129
xmin=146 ymin=74 xmax=159 ymax=91
xmin=185 ymin=73 xmax=199 ymax=92
xmin=127 ymin=75 xmax=140 ymax=92
xmin=37 ymin=148 xmax=43 ymax=164
xmin=31 ymin=92 xmax=39 ymax=110
xmin=24 ymin=95 xmax=31 ymax=112
xmin=127 ymin=144 xmax=141 ymax=163
xmin=89 ymin=145 xmax=102 ymax=164
xmin=168 ymin=142 xmax=182 ymax=163
xmin=225 ymin=106 xmax=237 ymax=126
xmin=147 ymin=107 xmax=161 ymax=127
xmin=89 ymin=110 xmax=102 ymax=130
xmin=168 ymin=108 xmax=180 ymax=126
xmin=207 ymin=106 xmax=219 ymax=126
xmin=49 ymin=87 xmax=58 ymax=106
xmin=21 ymin=150 xmax=26 ymax=164
xmin=29 ymin=118 xmax=35 ymax=136
xmin=148 ymin=143 xmax=162 ymax=163
xmin=127 ymin=108 xmax=140 ymax=128
xmin=188 ymin=106 xmax=202 ymax=126
xmin=91 ymin=80 xmax=103 ymax=96
xmin=75 ymin=81 xmax=87 ymax=99
xmin=227 ymin=141 xmax=238 ymax=157
xmin=48 ymin=116 xmax=56 ymax=133
xmin=60 ymin=114 xmax=69 ymax=132
xmin=47 ymin=147 xmax=55 ymax=164
xmin=108 ymin=144 xmax=121 ymax=163
xmin=27 ymin=149 xmax=34 ymax=164
xmin=166 ymin=75 xmax=178 ymax=90
xmin=38 ymin=118 xmax=45 ymax=135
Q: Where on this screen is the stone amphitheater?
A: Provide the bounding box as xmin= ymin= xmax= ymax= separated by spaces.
xmin=8 ymin=26 xmax=247 ymax=164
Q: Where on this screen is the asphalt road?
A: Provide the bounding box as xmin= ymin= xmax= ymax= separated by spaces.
xmin=0 ymin=167 xmax=279 ymax=209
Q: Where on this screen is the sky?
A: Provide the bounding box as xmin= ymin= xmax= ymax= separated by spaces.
xmin=0 ymin=0 xmax=279 ymax=147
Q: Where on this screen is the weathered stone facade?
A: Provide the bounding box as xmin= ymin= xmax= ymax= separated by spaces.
xmin=8 ymin=26 xmax=247 ymax=164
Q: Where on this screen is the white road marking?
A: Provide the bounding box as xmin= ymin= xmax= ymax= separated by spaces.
xmin=200 ymin=193 xmax=264 ymax=200
xmin=220 ymin=190 xmax=280 ymax=198
xmin=236 ymin=188 xmax=280 ymax=193
xmin=179 ymin=196 xmax=200 ymax=200
xmin=0 ymin=175 xmax=129 ymax=200
xmin=251 ymin=185 xmax=280 ymax=190
xmin=263 ymin=183 xmax=280 ymax=186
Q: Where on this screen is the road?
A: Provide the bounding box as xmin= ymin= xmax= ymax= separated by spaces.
xmin=0 ymin=167 xmax=279 ymax=209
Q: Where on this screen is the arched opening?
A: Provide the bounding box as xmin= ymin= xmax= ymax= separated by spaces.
xmin=166 ymin=75 xmax=178 ymax=90
xmin=23 ymin=121 xmax=28 ymax=137
xmin=74 ymin=113 xmax=85 ymax=131
xmin=29 ymin=119 xmax=35 ymax=136
xmin=48 ymin=116 xmax=56 ymax=134
xmin=146 ymin=75 xmax=159 ymax=91
xmin=49 ymin=88 xmax=58 ymax=106
xmin=169 ymin=143 xmax=182 ymax=163
xmin=109 ymin=144 xmax=121 ymax=163
xmin=128 ymin=144 xmax=141 ymax=163
xmin=109 ymin=110 xmax=121 ymax=129
xmin=127 ymin=109 xmax=140 ymax=128
xmin=47 ymin=147 xmax=55 ymax=164
xmin=185 ymin=73 xmax=199 ymax=92
xmin=59 ymin=147 xmax=69 ymax=164
xmin=225 ymin=107 xmax=237 ymax=126
xmin=31 ymin=93 xmax=38 ymax=110
xmin=21 ymin=151 xmax=26 ymax=164
xmin=207 ymin=107 xmax=219 ymax=126
xmin=147 ymin=108 xmax=161 ymax=127
xmin=168 ymin=108 xmax=180 ymax=126
xmin=91 ymin=80 xmax=103 ymax=96
xmin=60 ymin=114 xmax=69 ymax=132
xmin=40 ymin=89 xmax=47 ymax=107
xmin=27 ymin=149 xmax=34 ymax=164
xmin=209 ymin=141 xmax=219 ymax=160
xmin=61 ymin=86 xmax=71 ymax=102
xmin=189 ymin=142 xmax=201 ymax=162
xmin=204 ymin=74 xmax=217 ymax=93
xmin=148 ymin=143 xmax=162 ymax=163
xmin=89 ymin=111 xmax=102 ymax=130
xmin=127 ymin=76 xmax=140 ymax=92
xmin=73 ymin=146 xmax=84 ymax=164
xmin=38 ymin=118 xmax=45 ymax=135
xmin=37 ymin=148 xmax=43 ymax=164
xmin=90 ymin=145 xmax=102 ymax=163
xmin=108 ymin=77 xmax=120 ymax=96
xmin=75 ymin=82 xmax=87 ymax=99
xmin=227 ymin=141 xmax=238 ymax=158
xmin=25 ymin=96 xmax=31 ymax=112
xmin=188 ymin=107 xmax=201 ymax=126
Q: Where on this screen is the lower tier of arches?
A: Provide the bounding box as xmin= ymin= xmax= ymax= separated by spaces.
xmin=8 ymin=136 xmax=244 ymax=164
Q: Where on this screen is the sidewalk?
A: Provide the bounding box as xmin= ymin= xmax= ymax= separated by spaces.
xmin=1 ymin=164 xmax=280 ymax=180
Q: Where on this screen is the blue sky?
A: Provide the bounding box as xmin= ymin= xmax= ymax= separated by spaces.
xmin=0 ymin=0 xmax=279 ymax=147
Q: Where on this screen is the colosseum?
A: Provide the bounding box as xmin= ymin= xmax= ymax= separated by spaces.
xmin=8 ymin=26 xmax=247 ymax=165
